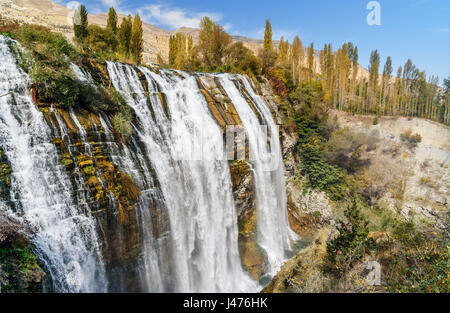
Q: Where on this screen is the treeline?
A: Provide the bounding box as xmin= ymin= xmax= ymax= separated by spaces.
xmin=165 ymin=17 xmax=260 ymax=75
xmin=73 ymin=5 xmax=144 ymax=63
xmin=165 ymin=17 xmax=449 ymax=125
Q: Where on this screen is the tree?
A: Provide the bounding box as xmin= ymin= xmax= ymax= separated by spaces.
xmin=73 ymin=4 xmax=88 ymax=47
xmin=105 ymin=7 xmax=118 ymax=52
xmin=307 ymin=43 xmax=315 ymax=80
xmin=278 ymin=37 xmax=290 ymax=65
xmin=381 ymin=56 xmax=393 ymax=113
xmin=107 ymin=7 xmax=118 ymax=33
xmin=86 ymin=25 xmax=116 ymax=58
xmin=130 ymin=14 xmax=143 ymax=63
xmin=327 ymin=199 xmax=375 ymax=284
xmin=168 ymin=35 xmax=177 ymax=66
xmin=118 ymin=15 xmax=132 ymax=57
xmin=260 ymin=19 xmax=276 ymax=74
xmin=291 ymin=36 xmax=304 ymax=84
xmin=263 ymin=19 xmax=273 ymax=52
xmin=368 ymin=50 xmax=380 ymax=111
xmin=198 ymin=16 xmax=232 ymax=71
xmin=225 ymin=42 xmax=260 ymax=75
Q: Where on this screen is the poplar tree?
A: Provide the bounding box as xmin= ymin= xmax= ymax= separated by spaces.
xmin=260 ymin=19 xmax=275 ymax=74
xmin=73 ymin=4 xmax=88 ymax=47
xmin=263 ymin=19 xmax=273 ymax=52
xmin=107 ymin=7 xmax=118 ymax=33
xmin=368 ymin=50 xmax=380 ymax=111
xmin=168 ymin=35 xmax=177 ymax=66
xmin=291 ymin=36 xmax=304 ymax=84
xmin=118 ymin=15 xmax=132 ymax=57
xmin=382 ymin=56 xmax=393 ymax=113
xmin=106 ymin=7 xmax=118 ymax=52
xmin=307 ymin=43 xmax=315 ymax=80
xmin=130 ymin=14 xmax=143 ymax=63
xmin=278 ymin=37 xmax=289 ymax=65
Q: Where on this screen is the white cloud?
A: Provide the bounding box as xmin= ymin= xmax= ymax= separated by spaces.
xmin=100 ymin=0 xmax=121 ymax=7
xmin=137 ymin=4 xmax=223 ymax=30
xmin=66 ymin=1 xmax=81 ymax=10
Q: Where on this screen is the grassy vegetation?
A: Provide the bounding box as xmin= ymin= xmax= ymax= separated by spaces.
xmin=0 ymin=241 xmax=45 ymax=293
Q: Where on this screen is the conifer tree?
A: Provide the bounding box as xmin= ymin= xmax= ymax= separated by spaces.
xmin=130 ymin=14 xmax=143 ymax=63
xmin=73 ymin=4 xmax=88 ymax=47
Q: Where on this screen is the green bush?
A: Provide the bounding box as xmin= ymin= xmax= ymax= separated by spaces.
xmin=112 ymin=111 xmax=133 ymax=140
xmin=30 ymin=64 xmax=80 ymax=108
xmin=295 ymin=112 xmax=346 ymax=200
xmin=326 ymin=200 xmax=376 ymax=276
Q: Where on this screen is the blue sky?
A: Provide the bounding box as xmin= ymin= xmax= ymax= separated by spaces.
xmin=60 ymin=0 xmax=449 ymax=83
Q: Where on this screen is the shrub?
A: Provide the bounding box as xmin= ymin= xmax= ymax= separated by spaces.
xmin=326 ymin=128 xmax=378 ymax=174
xmin=295 ymin=113 xmax=346 ymax=200
xmin=381 ymin=219 xmax=450 ymax=293
xmin=112 ymin=111 xmax=132 ymax=140
xmin=326 ymin=200 xmax=376 ymax=278
xmin=30 ymin=64 xmax=80 ymax=108
xmin=86 ymin=25 xmax=117 ymax=60
xmin=400 ymin=130 xmax=422 ymax=148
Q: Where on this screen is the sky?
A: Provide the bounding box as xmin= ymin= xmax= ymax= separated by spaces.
xmin=59 ymin=0 xmax=449 ymax=83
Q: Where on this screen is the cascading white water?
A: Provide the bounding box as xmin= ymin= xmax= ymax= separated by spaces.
xmin=218 ymin=74 xmax=296 ymax=275
xmin=0 ymin=36 xmax=107 ymax=292
xmin=106 ymin=62 xmax=257 ymax=292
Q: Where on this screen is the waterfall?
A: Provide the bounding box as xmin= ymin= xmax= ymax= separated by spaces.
xmin=218 ymin=74 xmax=296 ymax=275
xmin=1 ymin=34 xmax=294 ymax=292
xmin=106 ymin=62 xmax=257 ymax=292
xmin=0 ymin=36 xmax=107 ymax=292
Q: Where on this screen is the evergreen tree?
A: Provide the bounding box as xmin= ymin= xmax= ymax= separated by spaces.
xmin=118 ymin=15 xmax=132 ymax=57
xmin=73 ymin=4 xmax=88 ymax=47
xmin=130 ymin=14 xmax=143 ymax=63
